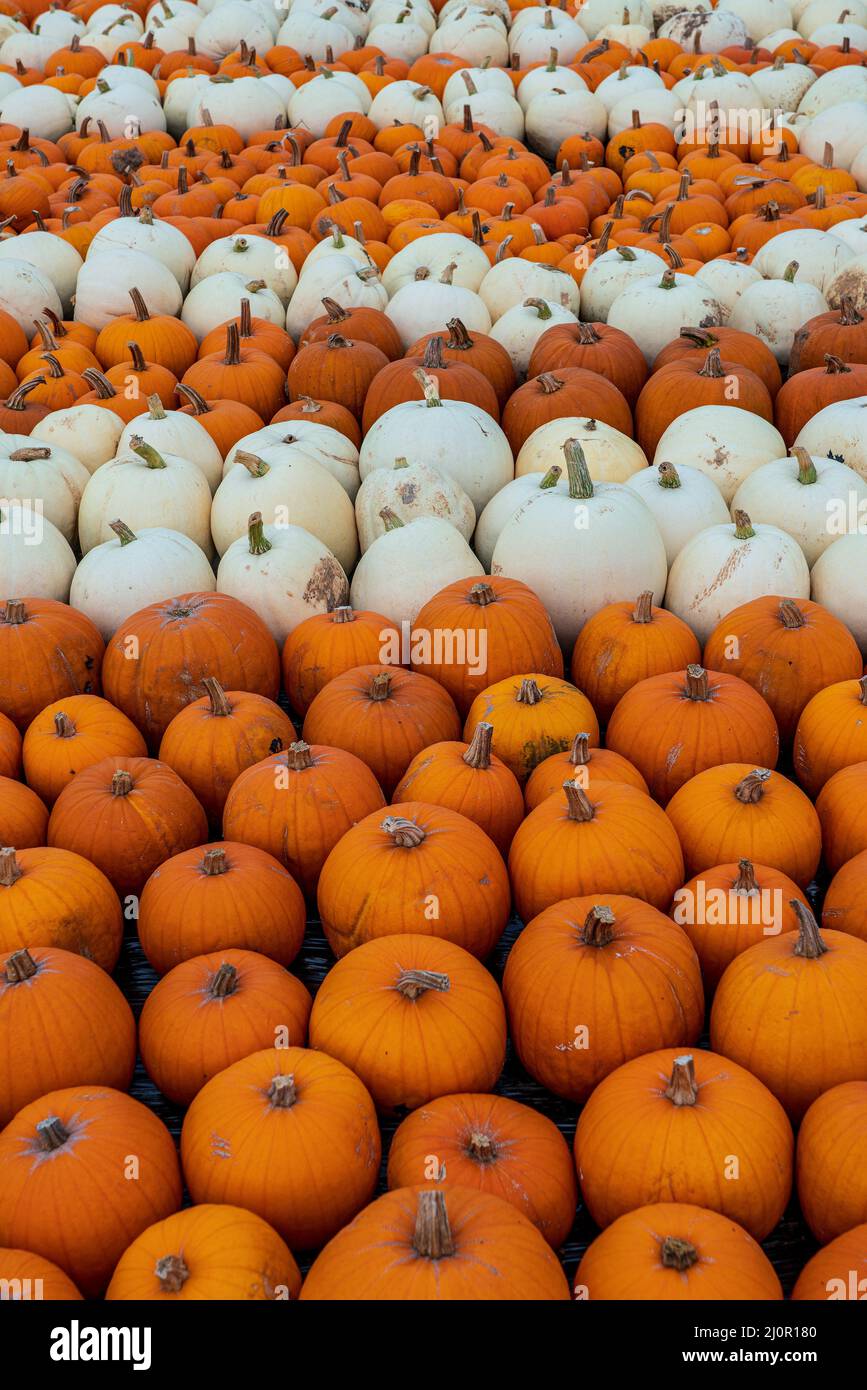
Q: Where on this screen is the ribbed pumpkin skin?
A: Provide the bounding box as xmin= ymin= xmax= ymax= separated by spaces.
xmin=303 ymin=665 xmax=461 ymax=798
xmin=503 ymin=368 xmax=635 ymax=455
xmin=574 ymin=1048 xmax=793 ymax=1240
xmin=635 ymin=356 xmax=774 ymax=459
xmin=386 ymin=1094 xmax=578 ymax=1249
xmin=282 ymin=609 xmax=401 ymax=716
xmin=0 ymin=1247 xmax=83 ymax=1300
xmin=794 ymin=678 xmax=867 ymax=797
xmin=0 ymin=1086 xmax=182 ymax=1298
xmin=503 ymin=896 xmax=703 ymax=1103
xmin=288 ymin=335 xmax=390 ymax=419
xmin=392 ymin=739 xmax=524 ymax=856
xmin=797 ymin=1082 xmax=867 ymax=1245
xmin=139 ymin=949 xmax=311 ymax=1106
xmin=527 ymin=321 xmax=648 ymax=408
xmin=411 ymin=578 xmax=564 ymax=717
xmin=0 ymin=775 xmax=48 ymax=848
xmin=406 ymin=327 xmax=517 ymax=408
xmin=0 ymin=946 xmax=136 ymax=1125
xmin=181 ymin=1046 xmax=381 ymax=1251
xmin=570 ymin=598 xmax=701 ymax=726
xmin=464 ymin=674 xmax=599 ymax=784
xmin=651 ymin=326 xmax=782 ymax=399
xmin=665 ymin=764 xmax=822 ymax=887
xmin=0 ymin=711 xmax=21 ymax=778
xmin=710 ymin=928 xmax=867 ymax=1123
xmin=509 ymin=783 xmax=685 ymax=919
xmin=524 ymin=743 xmax=648 ymax=810
xmin=299 ymin=1186 xmax=572 ymax=1301
xmin=158 ymin=689 xmax=295 ymax=824
xmin=101 ymin=592 xmax=280 ymax=749
xmin=0 ymin=846 xmax=122 ymax=972
xmin=137 ymin=842 xmax=305 ymax=975
xmin=106 ymin=1204 xmax=303 ymax=1302
xmin=671 ymin=862 xmax=809 ymax=992
xmin=703 ymin=597 xmax=862 ymax=745
xmin=222 ymin=745 xmax=386 ymax=897
xmin=309 ymin=934 xmax=507 ymax=1114
xmin=574 ymin=1203 xmax=783 ymax=1301
xmin=47 ymin=756 xmax=208 ymax=895
xmin=791 ymin=1225 xmax=867 ymax=1301
xmin=361 ymin=352 xmax=500 ymax=432
xmin=775 ymin=360 xmax=867 ymax=447
xmin=317 ymin=801 xmax=510 ymax=958
xmin=815 ymin=763 xmax=867 ymax=875
xmin=0 ymin=598 xmax=104 ymax=731
xmin=22 ymin=694 xmax=147 ymax=805
xmin=606 ymin=668 xmax=779 ymax=803
xmin=823 ymin=849 xmax=867 ymax=943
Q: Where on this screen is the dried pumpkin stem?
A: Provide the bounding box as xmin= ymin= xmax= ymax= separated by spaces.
xmin=632 ymin=591 xmax=654 ymax=623
xmin=396 ymin=969 xmax=450 ymax=1000
xmin=203 ymin=677 xmax=231 ymax=717
xmin=331 ymin=606 xmax=355 ymax=624
xmin=791 ymin=900 xmax=828 ymax=959
xmin=208 ymin=962 xmax=239 ymax=998
xmin=564 ymin=780 xmax=595 ymax=821
xmin=734 ymin=768 xmax=771 ymax=803
xmin=268 ymin=1074 xmax=297 ymax=1108
xmin=778 ymin=599 xmax=805 ymax=630
xmin=733 ymin=859 xmax=759 ymax=894
xmin=111 ymin=770 xmax=133 ymax=797
xmin=0 ymin=847 xmax=22 ymax=886
xmin=201 ymin=848 xmax=229 ymax=876
xmin=581 ymin=904 xmax=615 ymax=947
xmin=369 ymin=671 xmax=392 ymax=701
xmin=463 ymin=722 xmax=493 ymax=770
xmin=413 ymin=1190 xmax=456 ymax=1259
xmin=664 ymin=1055 xmax=698 ymax=1107
xmin=661 ymin=1236 xmax=698 ymax=1271
xmin=516 ymin=677 xmax=542 ymax=706
xmin=382 ymin=816 xmax=425 ymax=848
xmin=37 ymin=1116 xmax=70 ymax=1151
xmin=569 ymin=732 xmax=592 ymax=767
xmin=286 ymin=740 xmax=313 ymax=771
xmin=5 ymin=948 xmax=38 ymax=983
xmin=684 ymin=665 xmax=709 ymax=700
xmin=53 ymin=711 xmax=76 ymax=739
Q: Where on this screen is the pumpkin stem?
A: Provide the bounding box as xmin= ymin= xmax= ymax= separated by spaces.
xmin=9 ymin=447 xmax=50 ymax=462
xmin=657 ymin=462 xmax=681 ymax=489
xmin=177 ymin=384 xmax=210 ymax=415
xmin=109 ymin=520 xmax=137 ymax=546
xmin=379 ymin=507 xmax=403 ymax=531
xmin=524 ymin=297 xmax=553 ymax=320
xmin=664 ymin=1054 xmax=698 ymax=1107
xmin=268 ymin=1074 xmax=297 ymax=1108
xmin=202 ymin=676 xmax=231 ymax=717
xmin=824 ymin=353 xmax=850 ymax=376
xmin=733 ymin=509 xmax=755 ymax=540
xmin=697 ymin=348 xmax=725 ymax=380
xmin=581 ymin=904 xmax=615 ymax=947
xmin=778 ymin=598 xmax=806 ymax=630
xmin=421 ymin=336 xmax=445 ymax=371
xmin=684 ymin=665 xmax=709 ymax=701
xmin=236 ymin=451 xmax=269 ymax=478
xmin=632 ymin=591 xmax=654 ymax=624
xmin=445 ymin=318 xmax=473 ymax=350
xmin=396 ymin=968 xmax=451 ymax=1000
xmin=154 ymin=1254 xmax=189 ymax=1293
xmin=413 ymin=1190 xmax=456 ymax=1259
xmin=0 ymin=848 xmax=22 ymax=887
xmin=791 ymin=446 xmax=817 ymax=485
xmin=838 ymin=296 xmax=863 ymax=327
xmin=284 ymin=741 xmax=312 ymax=772
xmin=369 ymin=671 xmax=392 ymax=702
xmin=36 ymin=1116 xmax=70 ymax=1151
xmin=146 ymin=394 xmax=166 ymax=421
xmin=782 ymin=260 xmax=799 ymax=283
xmin=201 ymin=848 xmax=229 ymax=876
xmin=129 ymin=436 xmax=167 ymax=470
xmin=208 ymin=961 xmax=239 ymax=998
xmin=466 ymin=1130 xmax=497 ymax=1163
xmin=111 ymin=770 xmax=133 ymax=797
xmin=564 ymin=779 xmax=595 ymax=822
xmin=5 ymin=947 xmax=38 ymax=983
xmin=661 ymin=1236 xmax=698 ymax=1271
xmin=516 ymin=677 xmax=543 ymax=706
xmin=791 ymin=900 xmax=829 ymax=959
xmin=53 ymin=710 xmax=76 ymax=740
xmin=247 ymin=511 xmax=271 ymax=555
xmin=463 ymin=722 xmax=493 ymax=770
xmin=733 ymin=859 xmax=759 ymax=894
xmin=567 ymin=732 xmax=591 ymax=768
xmin=382 ymin=816 xmax=426 ymax=848
xmin=537 ymin=373 xmax=563 ymax=395
xmin=734 ymin=768 xmax=771 ymax=803
xmin=331 ymin=606 xmax=355 ymax=624
xmin=413 ymin=368 xmax=442 ymax=408
xmin=575 ymin=322 xmax=602 ymax=346
xmin=562 ymin=437 xmax=594 ymax=500
xmin=468 ymin=582 xmax=496 ymax=607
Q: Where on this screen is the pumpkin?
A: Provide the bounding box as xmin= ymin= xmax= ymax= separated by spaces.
xmin=524 ymin=732 xmax=649 ymax=811
xmin=301 ymin=296 xmax=404 ymax=360
xmin=573 ymin=1049 xmax=793 ymax=1241
xmin=222 ymin=741 xmax=386 ymax=897
xmin=789 ymin=295 xmax=867 ymax=372
xmin=703 ymin=596 xmax=863 ymax=745
xmin=0 ymin=775 xmax=48 ymax=848
xmin=318 ymin=802 xmax=510 ymax=959
xmin=391 ymin=724 xmax=524 ymax=856
xmin=158 ymin=679 xmax=295 ymax=824
xmin=791 ymin=1224 xmax=867 ymax=1301
xmin=303 ymin=664 xmax=461 ymax=798
xmin=823 ymin=849 xmax=867 ymax=944
xmin=282 ymin=606 xmax=401 ymax=715
xmin=181 ymin=322 xmax=286 ymax=419
xmin=0 ymin=1086 xmax=182 ymax=1297
xmin=527 ymin=319 xmax=648 ymax=408
xmin=0 ymin=843 xmax=122 ymax=973
xmin=794 ymin=674 xmax=867 ymax=797
xmin=573 ymin=1203 xmax=782 ymax=1301
xmin=710 ymin=901 xmax=867 ymax=1122
xmin=0 ymin=1248 xmax=82 ymax=1301
xmin=106 ymin=1204 xmax=302 ymax=1302
xmin=299 ymin=1187 xmax=571 ymax=1300
xmin=21 ymin=693 xmax=147 ymax=806
xmin=570 ymin=591 xmax=702 ymax=726
xmin=47 ymin=756 xmax=208 ymax=896
xmin=0 ymin=710 xmax=20 ymax=779
xmin=137 ymin=842 xmax=305 ymax=976
xmin=0 ymin=597 xmax=104 ymax=732
xmin=410 ymin=577 xmax=564 ymax=717
xmin=815 ymin=761 xmax=867 ymax=875
xmin=309 ymin=933 xmax=507 ymax=1113
xmin=651 ymin=324 xmax=783 ymax=399
xmin=605 ymin=665 xmax=780 ymax=803
xmin=635 ymin=348 xmax=775 ymax=460
xmin=665 ymin=765 xmax=822 ymax=887
xmin=181 ymin=1046 xmax=381 ymax=1251
xmin=509 ymin=780 xmax=686 ymax=919
xmin=101 ymin=591 xmax=280 ymax=750
xmin=502 ymin=896 xmax=703 ymax=1103
xmin=407 ymin=317 xmax=516 ymax=408
xmin=463 ymin=674 xmax=599 ymax=785
xmin=386 ymin=1094 xmax=577 ymax=1250
xmin=501 ymin=368 xmax=633 ymax=456
xmin=797 ymin=1081 xmax=867 ymax=1245
xmin=139 ymin=949 xmax=312 ymax=1107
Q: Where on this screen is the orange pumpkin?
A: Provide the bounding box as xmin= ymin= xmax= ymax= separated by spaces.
xmin=0 ymin=844 xmax=122 ymax=971
xmin=791 ymin=1224 xmax=867 ymax=1301
xmin=524 ymin=731 xmax=648 ymax=810
xmin=281 ymin=606 xmax=400 ymax=715
xmin=0 ymin=600 xmax=99 ymax=728
xmin=181 ymin=1046 xmax=381 ymax=1250
xmin=0 ymin=1248 xmax=82 ymax=1300
xmin=94 ymin=285 xmax=198 ymax=377
xmin=797 ymin=1081 xmax=867 ymax=1246
xmin=0 ymin=709 xmax=20 ymax=777
xmin=0 ymin=774 xmax=48 ymax=847
xmin=794 ymin=673 xmax=867 ymax=796
xmin=391 ymin=723 xmax=524 ymax=855
xmin=21 ymin=694 xmax=146 ymax=805
xmin=463 ymin=674 xmax=598 ymax=784
xmin=822 ymin=848 xmax=867 ymax=944
xmin=815 ymin=761 xmax=867 ymax=874
xmin=634 ymin=348 xmax=774 ymax=458
xmin=570 ymin=591 xmax=701 ymax=725
xmin=527 ymin=319 xmax=648 ymax=408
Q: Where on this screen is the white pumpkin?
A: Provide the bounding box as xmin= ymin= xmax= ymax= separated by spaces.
xmin=595 ymin=66 xmax=665 ymax=115
xmin=116 ymin=398 xmax=223 ymax=493
xmin=474 ymin=464 xmax=563 ymax=570
xmin=799 ymin=0 xmax=867 ymax=35
xmin=367 ymin=15 xmax=430 ymax=60
xmin=430 ymin=13 xmax=510 ymax=67
xmin=523 ymin=88 xmax=608 ymax=159
xmin=224 ymin=419 xmax=360 ymax=498
xmin=798 ymin=102 xmax=867 ymax=171
xmin=288 ymin=71 xmax=368 ymax=138
xmin=0 ymin=438 xmax=89 ymax=545
xmin=626 ymin=461 xmax=730 ymax=566
xmin=509 ymin=8 xmax=588 ymax=65
xmin=478 ymin=259 xmax=579 ymax=322
xmin=0 ymin=259 xmax=63 ymax=336
xmin=0 ymin=234 xmax=81 ymax=315
xmin=69 ymin=523 xmax=215 ymax=640
xmin=285 ymin=256 xmax=387 ymax=342
xmin=731 ymin=448 xmax=867 ymax=565
xmin=444 ymin=86 xmax=525 ymax=141
xmin=185 ymin=75 xmax=285 ymax=142
xmin=386 ymin=267 xmax=492 ymax=350
xmin=575 ymin=0 xmax=653 ymax=37
xmin=0 ymin=85 xmax=73 ymax=142
xmin=718 ymin=0 xmax=795 ymax=42
xmin=382 ymin=234 xmax=490 ymax=295
xmin=660 ymin=8 xmax=749 ymax=50
xmin=798 ymin=67 xmax=867 ymax=119
xmin=181 ymin=273 xmax=285 ymax=340
xmin=489 ymin=298 xmax=578 ymax=379
xmin=580 ymin=246 xmax=668 ymax=323
xmin=752 ymin=228 xmax=854 ymax=296
xmin=516 ymin=61 xmax=588 ymax=113
xmin=666 ymin=511 xmax=810 ymax=644
xmin=607 ymin=270 xmax=724 ymax=365
xmin=355 ymin=457 xmax=475 ymax=552
xmin=794 ymin=395 xmax=867 ymax=479
xmin=75 ymin=82 xmax=166 ymax=139
xmin=276 ymin=10 xmax=355 ymax=63
xmin=194 ymin=1 xmax=276 ymax=57
xmin=88 ymin=211 xmax=195 ymax=293
xmin=74 ymin=249 xmax=182 ymax=332
xmin=350 ymin=513 xmax=484 ymax=627
xmin=31 ymin=403 xmax=125 ymax=476
xmin=359 ymin=373 xmax=513 ymax=512
xmin=190 ymin=233 xmax=298 ymax=303
xmin=653 ymin=405 xmax=787 ymax=503
xmin=811 ymin=533 xmax=867 ymax=650
xmin=77 ymin=437 xmax=213 ymax=556
xmin=217 ymin=512 xmax=349 ymax=644
xmin=367 ymin=80 xmax=444 ymax=131
xmin=824 ymin=252 xmax=867 ymax=313
xmin=728 ymin=263 xmax=828 ymax=365
xmin=210 ymin=448 xmax=358 ymax=571
xmin=751 ymin=58 xmax=816 ymax=112
xmin=516 ymin=416 xmax=648 ymax=483
xmin=608 ymin=89 xmax=680 ymax=139
xmin=694 ymin=256 xmax=762 ymax=319
xmin=0 ymin=504 xmax=76 ymax=602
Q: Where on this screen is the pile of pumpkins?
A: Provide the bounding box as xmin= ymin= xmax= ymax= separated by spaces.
xmin=1 ymin=0 xmax=867 ymax=1303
